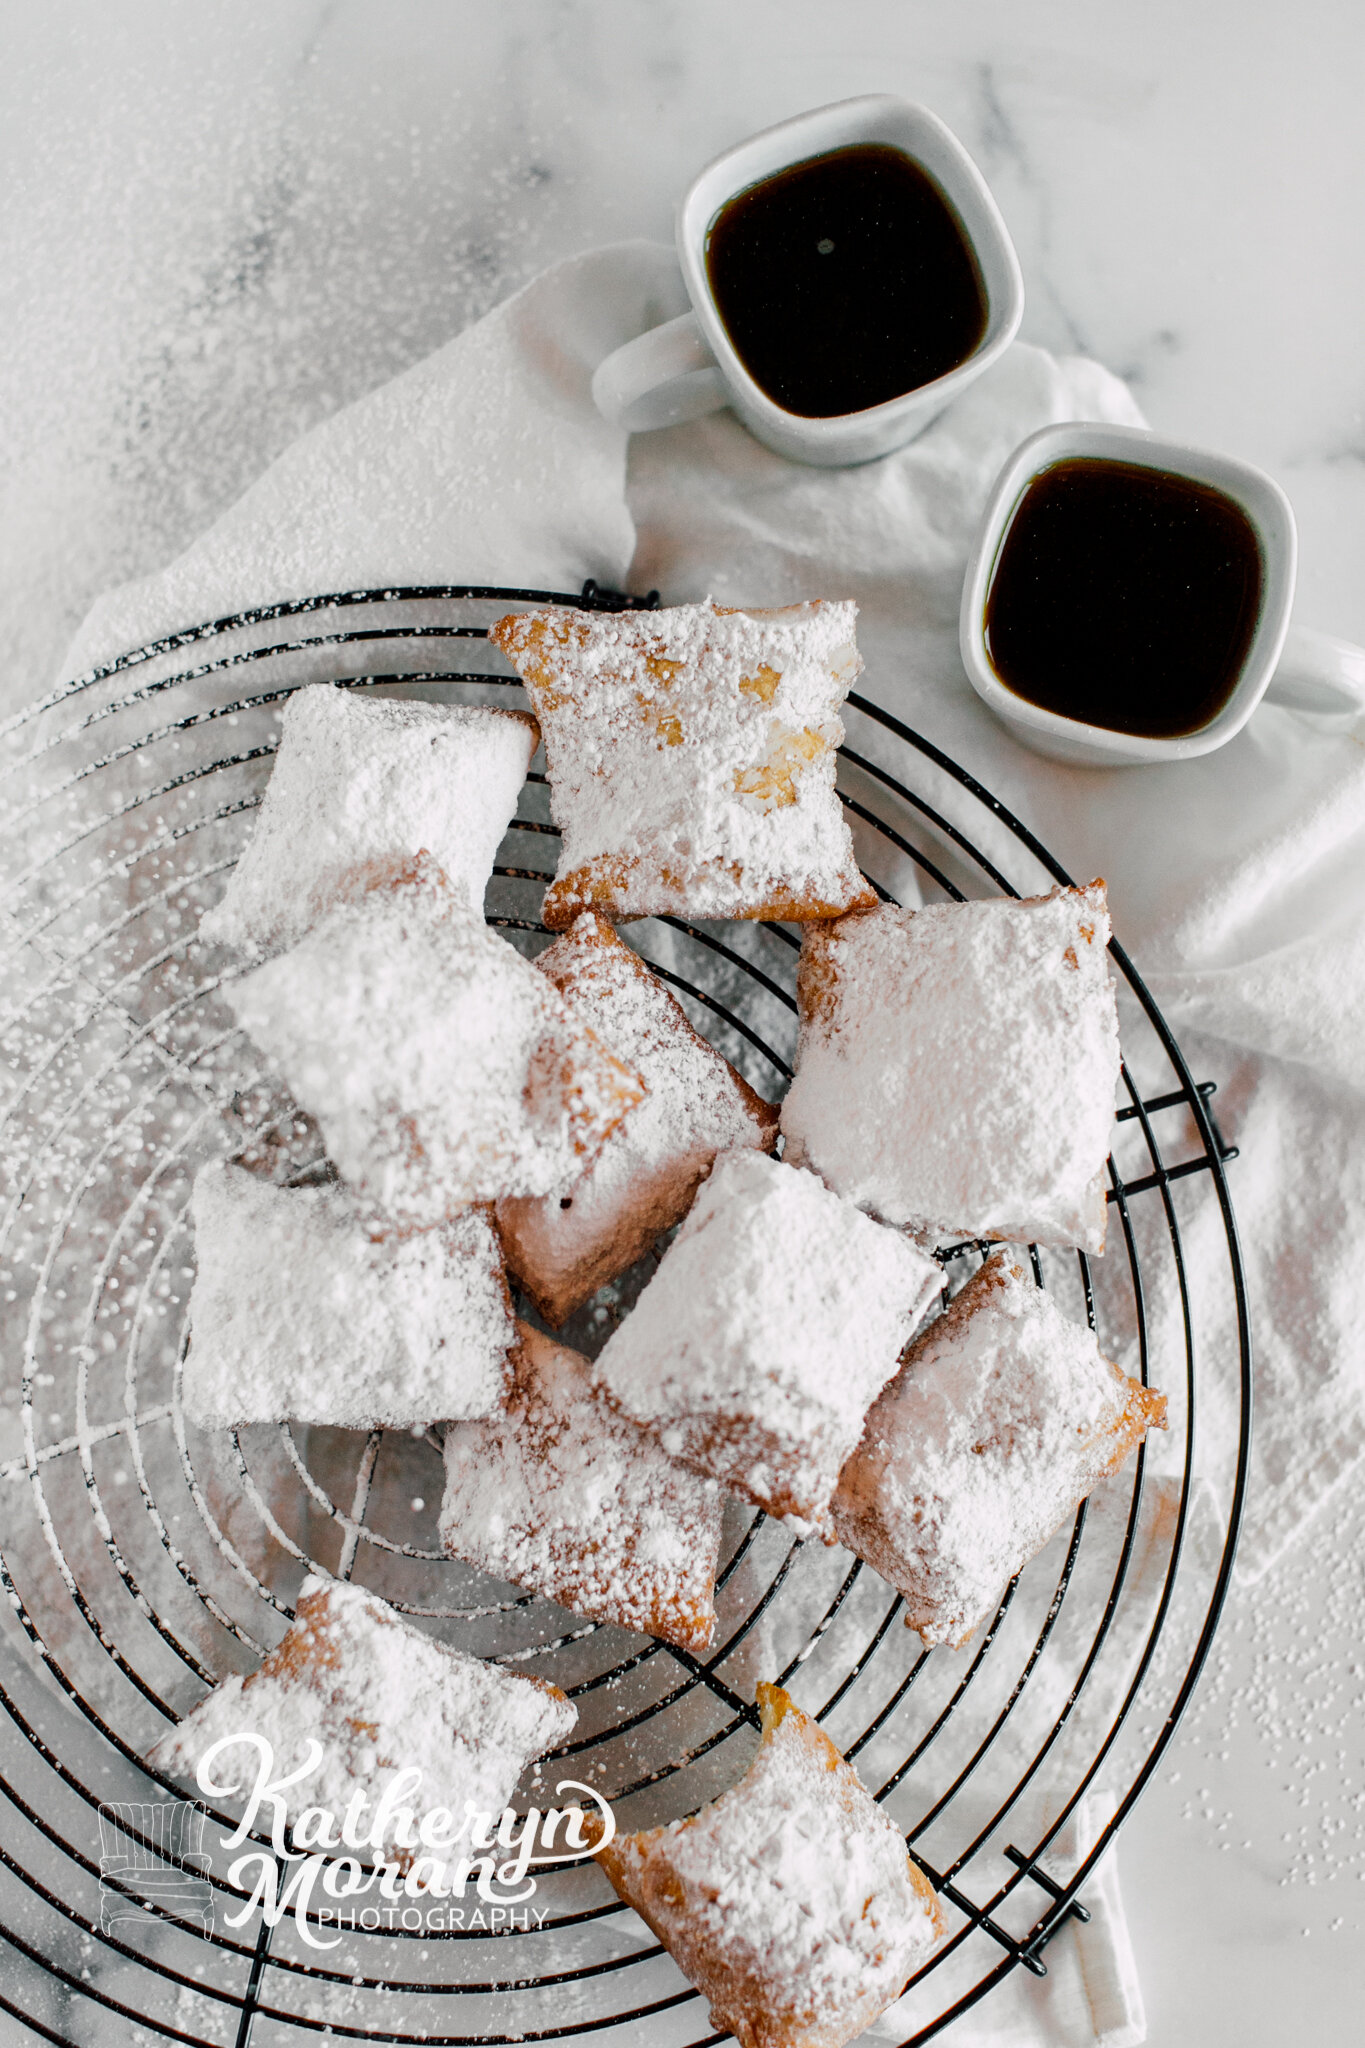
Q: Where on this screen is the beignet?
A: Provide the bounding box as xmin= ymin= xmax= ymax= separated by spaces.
xmin=202 ymin=685 xmax=538 ymax=954
xmin=440 ymin=1321 xmax=724 ymax=1651
xmin=594 ymin=1682 xmax=942 ymax=2048
xmin=497 ymin=912 xmax=778 ymax=1324
xmin=147 ymin=1577 xmax=575 ymax=1863
xmin=184 ymin=1159 xmax=514 ymax=1429
xmin=592 ymin=1151 xmax=942 ymax=1532
xmin=226 ymin=865 xmax=644 ymax=1225
xmin=831 ymin=1252 xmax=1167 ymax=1648
xmin=488 ymin=600 xmax=877 ymax=928
xmin=780 ymin=886 xmax=1121 ymax=1251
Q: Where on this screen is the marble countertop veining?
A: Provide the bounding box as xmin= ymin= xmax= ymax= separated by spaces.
xmin=3 ymin=4 xmax=1363 ymax=2043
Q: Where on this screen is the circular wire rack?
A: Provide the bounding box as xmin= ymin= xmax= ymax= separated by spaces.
xmin=0 ymin=584 xmax=1251 ymax=2046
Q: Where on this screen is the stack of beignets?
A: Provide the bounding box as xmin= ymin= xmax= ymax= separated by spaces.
xmin=168 ymin=605 xmax=1178 ymax=2048
xmin=192 ymin=687 xmax=651 ymax=1434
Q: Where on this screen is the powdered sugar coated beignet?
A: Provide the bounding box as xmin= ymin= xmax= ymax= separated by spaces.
xmin=488 ymin=600 xmax=877 ymax=928
xmin=781 ymin=886 xmax=1121 ymax=1251
xmin=497 ymin=913 xmax=778 ymax=1324
xmin=595 ymin=1682 xmax=942 ymax=2048
xmin=226 ymin=869 xmax=645 ymax=1225
xmin=440 ymin=1322 xmax=724 ymax=1651
xmin=831 ymin=1253 xmax=1167 ymax=1648
xmin=201 ymin=686 xmax=538 ymax=955
xmin=148 ymin=1577 xmax=574 ymax=1863
xmin=593 ymin=1152 xmax=942 ymax=1532
xmin=183 ymin=1159 xmax=513 ymax=1429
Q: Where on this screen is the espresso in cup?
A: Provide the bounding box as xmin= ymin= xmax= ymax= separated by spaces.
xmin=983 ymin=458 xmax=1265 ymax=740
xmin=958 ymin=422 xmax=1310 ymax=766
xmin=704 ymin=144 xmax=989 ymax=420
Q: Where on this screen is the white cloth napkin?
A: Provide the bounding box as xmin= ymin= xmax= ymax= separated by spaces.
xmin=59 ymin=239 xmax=1365 ymax=1588
xmin=60 ymin=245 xmax=691 ymax=677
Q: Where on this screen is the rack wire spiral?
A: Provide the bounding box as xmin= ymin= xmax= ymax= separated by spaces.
xmin=0 ymin=583 xmax=1251 ymax=2046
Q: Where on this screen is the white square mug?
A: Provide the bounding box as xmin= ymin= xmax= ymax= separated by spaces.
xmin=959 ymin=421 xmax=1365 ymax=765
xmin=592 ymin=95 xmax=1024 ymax=468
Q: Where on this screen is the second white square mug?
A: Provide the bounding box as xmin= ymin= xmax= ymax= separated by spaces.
xmin=959 ymin=422 xmax=1365 ymax=764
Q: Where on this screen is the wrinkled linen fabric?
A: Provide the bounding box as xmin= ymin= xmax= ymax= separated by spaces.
xmin=56 ymin=239 xmax=1365 ymax=1582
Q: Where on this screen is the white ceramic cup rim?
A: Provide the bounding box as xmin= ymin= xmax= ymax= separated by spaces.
xmin=959 ymin=422 xmax=1299 ymax=765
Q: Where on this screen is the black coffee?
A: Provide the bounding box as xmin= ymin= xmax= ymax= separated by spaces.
xmin=704 ymin=142 xmax=988 ymax=420
xmin=983 ymin=458 xmax=1264 ymax=740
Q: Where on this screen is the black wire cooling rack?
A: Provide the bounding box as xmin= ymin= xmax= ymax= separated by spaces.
xmin=0 ymin=583 xmax=1251 ymax=2046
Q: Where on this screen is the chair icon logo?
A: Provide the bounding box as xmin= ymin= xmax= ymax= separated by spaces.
xmin=99 ymin=1800 xmax=214 ymax=1935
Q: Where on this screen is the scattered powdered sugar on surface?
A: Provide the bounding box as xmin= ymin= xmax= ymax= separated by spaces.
xmin=593 ymin=1151 xmax=943 ymax=1530
xmin=489 ymin=599 xmax=877 ymax=925
xmin=147 ymin=1576 xmax=576 ymax=1859
xmin=440 ymin=1321 xmax=724 ymax=1651
xmin=832 ymin=1253 xmax=1166 ymax=1649
xmin=496 ymin=911 xmax=778 ymax=1324
xmin=600 ymin=1684 xmax=940 ymax=2046
xmin=183 ymin=1159 xmax=513 ymax=1428
xmin=225 ymin=870 xmax=644 ymax=1223
xmin=200 ymin=686 xmax=539 ymax=955
xmin=781 ymin=886 xmax=1121 ymax=1251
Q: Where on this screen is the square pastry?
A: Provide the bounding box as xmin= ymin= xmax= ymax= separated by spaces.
xmin=202 ymin=685 xmax=538 ymax=955
xmin=440 ymin=1321 xmax=724 ymax=1651
xmin=831 ymin=1253 xmax=1167 ymax=1648
xmin=594 ymin=1681 xmax=942 ymax=2048
xmin=147 ymin=1577 xmax=575 ymax=1861
xmin=497 ymin=912 xmax=779 ymax=1324
xmin=184 ymin=1159 xmax=514 ymax=1429
xmin=226 ymin=865 xmax=644 ymax=1224
xmin=780 ymin=886 xmax=1121 ymax=1251
xmin=592 ymin=1151 xmax=942 ymax=1532
xmin=488 ymin=599 xmax=877 ymax=928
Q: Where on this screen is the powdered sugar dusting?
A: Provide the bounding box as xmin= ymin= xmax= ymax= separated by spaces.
xmin=781 ymin=885 xmax=1121 ymax=1250
xmin=497 ymin=912 xmax=778 ymax=1323
xmin=598 ymin=1683 xmax=940 ymax=2046
xmin=489 ymin=599 xmax=876 ymax=926
xmin=593 ymin=1151 xmax=943 ymax=1531
xmin=832 ymin=1253 xmax=1167 ymax=1648
xmin=183 ymin=1159 xmax=513 ymax=1428
xmin=147 ymin=1576 xmax=576 ymax=1859
xmin=201 ymin=685 xmax=539 ymax=955
xmin=440 ymin=1321 xmax=724 ymax=1651
xmin=226 ymin=869 xmax=645 ymax=1223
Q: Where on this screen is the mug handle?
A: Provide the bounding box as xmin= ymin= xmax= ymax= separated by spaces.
xmin=591 ymin=312 xmax=729 ymax=432
xmin=1263 ymin=622 xmax=1365 ymax=719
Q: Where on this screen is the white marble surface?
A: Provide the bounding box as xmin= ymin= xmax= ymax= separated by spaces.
xmin=4 ymin=3 xmax=1364 ymax=2042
